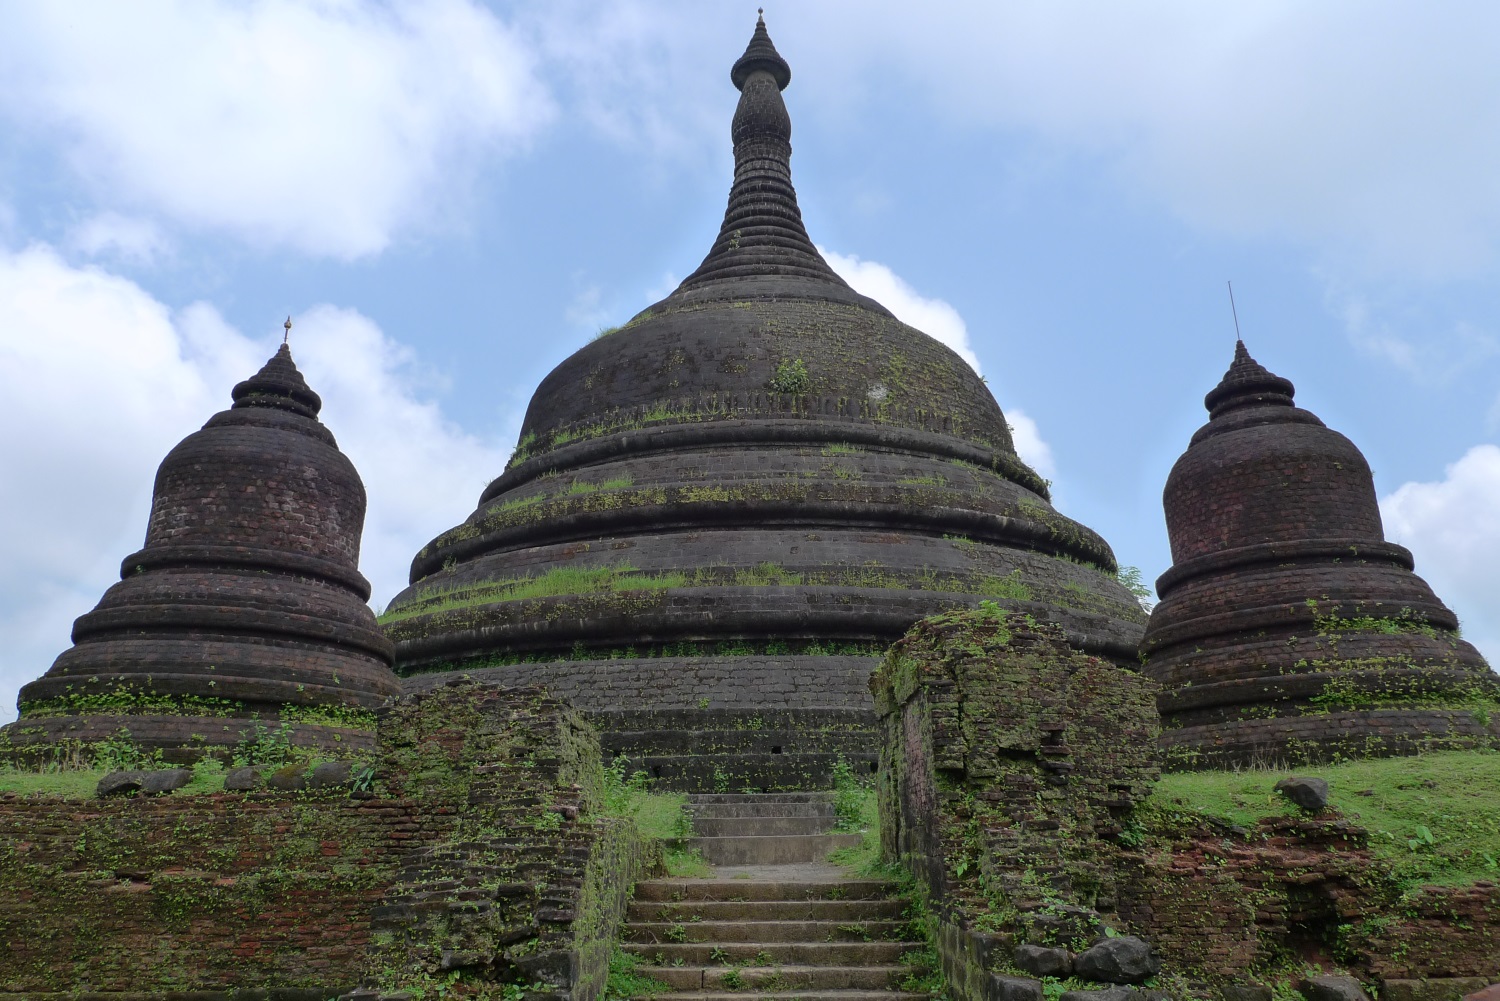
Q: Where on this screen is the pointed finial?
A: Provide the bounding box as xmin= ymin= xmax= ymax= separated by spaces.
xmin=732 ymin=12 xmax=791 ymax=91
xmin=1226 ymin=281 xmax=1243 ymax=344
xmin=283 ymin=315 xmax=292 ymax=344
xmin=758 ymin=7 xmax=764 ymax=20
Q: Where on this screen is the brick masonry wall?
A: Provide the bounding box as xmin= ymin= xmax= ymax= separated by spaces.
xmin=876 ymin=606 xmax=1500 ymax=987
xmin=1115 ymin=817 xmax=1500 ymax=981
xmin=0 ymin=791 xmax=434 ymax=992
xmin=0 ymin=682 xmax=653 ymax=999
xmin=871 ymin=607 xmax=1160 ymax=999
xmin=403 ymin=655 xmax=878 ymax=711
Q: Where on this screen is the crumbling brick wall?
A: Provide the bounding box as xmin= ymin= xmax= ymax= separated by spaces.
xmin=875 ymin=606 xmax=1500 ymax=988
xmin=871 ymin=606 xmax=1160 ymax=996
xmin=0 ymin=682 xmax=650 ymax=1000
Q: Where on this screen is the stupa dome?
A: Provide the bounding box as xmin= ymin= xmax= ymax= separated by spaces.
xmin=7 ymin=344 xmax=400 ymax=762
xmin=381 ymin=18 xmax=1147 ymax=791
xmin=1142 ymin=341 xmax=1497 ymax=767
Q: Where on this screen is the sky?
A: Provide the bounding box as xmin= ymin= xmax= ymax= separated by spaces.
xmin=2 ymin=1 xmax=1498 ymax=721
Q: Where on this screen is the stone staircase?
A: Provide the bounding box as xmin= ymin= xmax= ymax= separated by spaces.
xmin=620 ymin=792 xmax=930 ymax=1001
xmin=598 ymin=709 xmax=880 ymax=793
xmin=685 ymin=792 xmax=864 ymax=865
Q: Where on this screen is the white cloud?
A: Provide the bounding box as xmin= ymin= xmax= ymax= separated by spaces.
xmin=542 ymin=3 xmax=1500 ymax=281
xmin=1329 ymin=283 xmax=1500 ymax=385
xmin=68 ymin=212 xmax=171 ymax=266
xmin=821 ymin=248 xmax=981 ymax=373
xmin=0 ymin=0 xmax=553 ymax=258
xmin=1006 ymin=409 xmax=1056 ymax=484
xmin=565 ymin=283 xmax=610 ymax=332
xmin=286 ymin=307 xmax=511 ymax=610
xmin=1381 ymin=444 xmax=1500 ymax=667
xmin=0 ymin=245 xmax=506 ymax=723
xmin=820 ymin=246 xmax=1058 ymax=482
xmin=795 ymin=1 xmax=1500 ymax=280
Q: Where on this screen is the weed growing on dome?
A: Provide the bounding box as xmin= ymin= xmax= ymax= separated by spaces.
xmin=380 ymin=564 xmax=690 ymax=624
xmin=768 ymin=357 xmax=811 ymax=394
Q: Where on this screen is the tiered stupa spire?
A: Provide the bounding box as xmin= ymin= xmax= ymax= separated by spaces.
xmin=6 ymin=343 xmax=399 ymax=761
xmin=1142 ymin=341 xmax=1497 ymax=767
xmin=381 ymin=17 xmax=1147 ymax=792
xmin=678 ymin=15 xmax=852 ymax=293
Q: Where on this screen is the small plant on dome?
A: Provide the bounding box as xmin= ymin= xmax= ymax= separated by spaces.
xmin=768 ymin=357 xmax=810 ymax=394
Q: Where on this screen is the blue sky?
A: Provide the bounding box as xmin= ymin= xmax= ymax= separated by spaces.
xmin=2 ymin=1 xmax=1498 ymax=721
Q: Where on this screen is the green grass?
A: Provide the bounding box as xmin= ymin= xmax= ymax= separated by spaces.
xmin=604 ymin=947 xmax=670 ymax=999
xmin=0 ymin=766 xmax=108 ymax=798
xmin=663 ymin=845 xmax=713 ymax=878
xmin=598 ymin=757 xmax=715 ymax=876
xmin=601 ymin=758 xmax=692 ymax=841
xmin=827 ymin=761 xmax=882 ymax=874
xmin=1150 ymin=749 xmax=1500 ymax=888
xmin=0 ymin=758 xmax=228 ymax=799
xmin=380 ymin=564 xmax=688 ymax=624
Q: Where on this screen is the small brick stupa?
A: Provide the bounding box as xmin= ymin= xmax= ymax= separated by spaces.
xmin=5 ymin=343 xmax=400 ymax=762
xmin=380 ymin=17 xmax=1148 ymax=791
xmin=1141 ymin=341 xmax=1498 ymax=767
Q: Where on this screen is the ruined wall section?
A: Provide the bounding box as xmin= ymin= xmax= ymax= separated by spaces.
xmin=877 ymin=607 xmax=1500 ymax=989
xmin=0 ymin=682 xmax=651 ymax=1000
xmin=871 ymin=607 xmax=1160 ymax=997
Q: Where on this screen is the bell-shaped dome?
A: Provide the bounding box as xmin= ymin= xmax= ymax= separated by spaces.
xmin=381 ymin=18 xmax=1147 ymax=792
xmin=9 ymin=344 xmax=400 ymax=762
xmin=1163 ymin=340 xmax=1383 ymax=562
xmin=1142 ymin=342 xmax=1496 ymax=768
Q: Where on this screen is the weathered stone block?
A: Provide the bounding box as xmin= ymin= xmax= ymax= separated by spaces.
xmin=1014 ymin=943 xmax=1072 ymax=977
xmin=988 ymin=974 xmax=1044 ymax=1001
xmin=1301 ymin=976 xmax=1372 ymax=1001
xmin=1274 ymin=776 xmax=1330 ymax=812
xmin=1074 ymin=936 xmax=1159 ymax=984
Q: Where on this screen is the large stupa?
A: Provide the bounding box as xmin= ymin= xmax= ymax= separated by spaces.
xmin=381 ymin=17 xmax=1147 ymax=789
xmin=1141 ymin=341 xmax=1497 ymax=767
xmin=5 ymin=343 xmax=400 ymax=762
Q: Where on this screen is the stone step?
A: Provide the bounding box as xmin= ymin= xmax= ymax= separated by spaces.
xmin=688 ymin=802 xmax=836 ymax=820
xmin=594 ymin=707 xmax=878 ymax=733
xmin=636 ymin=753 xmax=878 ymax=793
xmin=687 ymin=792 xmax=834 ymax=805
xmin=632 ymin=879 xmax=897 ymax=902
xmin=690 ymin=816 xmax=836 ymax=838
xmin=628 ymin=993 xmax=927 ymax=1001
xmin=624 ymin=920 xmax=913 ymax=943
xmin=625 ymin=942 xmax=919 ymax=966
xmin=688 ymin=833 xmax=864 ymax=865
xmin=627 ymin=899 xmax=907 ymax=923
xmin=604 ymin=728 xmax=876 ymax=756
xmin=643 ymin=964 xmax=924 ymax=992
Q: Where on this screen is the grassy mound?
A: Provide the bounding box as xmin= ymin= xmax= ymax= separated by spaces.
xmin=1150 ymin=749 xmax=1500 ymax=888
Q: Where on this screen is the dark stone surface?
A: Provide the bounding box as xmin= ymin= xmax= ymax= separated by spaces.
xmin=1141 ymin=341 xmax=1497 ymax=768
xmin=1014 ymin=943 xmax=1072 ymax=976
xmin=1300 ymin=975 xmax=1371 ymax=1001
xmin=140 ymin=768 xmax=194 ymax=794
xmin=96 ymin=770 xmax=148 ymax=797
xmin=1381 ymin=981 xmax=1490 ymax=1001
xmin=384 ymin=18 xmax=1146 ymax=791
xmin=1222 ymin=987 xmax=1274 ymax=1001
xmin=988 ymin=974 xmax=1045 ymax=1001
xmin=224 ymin=766 xmax=264 ymax=791
xmin=308 ymin=760 xmax=353 ymax=788
xmin=7 ymin=345 xmax=400 ymax=760
xmin=1061 ymin=988 xmax=1137 ymax=1001
xmin=1274 ymin=775 xmax=1330 ymax=811
xmin=266 ymin=763 xmax=308 ymax=791
xmin=1073 ymin=936 xmax=1159 ymax=984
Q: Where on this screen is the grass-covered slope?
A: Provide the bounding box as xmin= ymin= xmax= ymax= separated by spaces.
xmin=1148 ymin=749 xmax=1500 ymax=889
